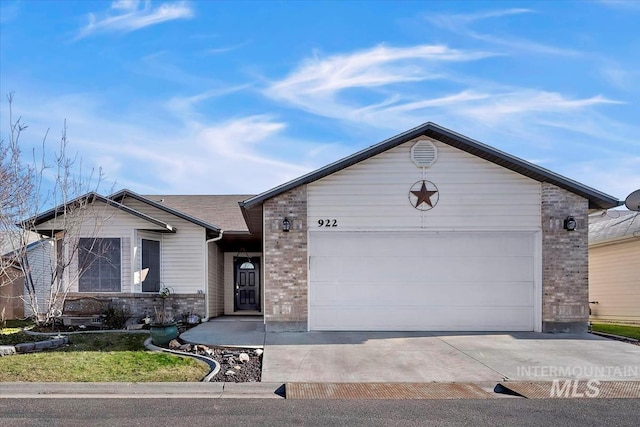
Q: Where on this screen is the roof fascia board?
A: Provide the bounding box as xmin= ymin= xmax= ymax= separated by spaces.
xmin=110 ymin=189 xmax=221 ymax=234
xmin=24 ymin=192 xmax=176 ymax=233
xmin=427 ymin=124 xmax=620 ymax=209
xmin=240 ymin=122 xmax=619 ymax=210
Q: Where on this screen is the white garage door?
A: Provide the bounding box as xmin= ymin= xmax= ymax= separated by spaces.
xmin=309 ymin=231 xmax=536 ymax=331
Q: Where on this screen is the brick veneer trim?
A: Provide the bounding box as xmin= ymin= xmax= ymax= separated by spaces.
xmin=263 ymin=185 xmax=308 ymax=331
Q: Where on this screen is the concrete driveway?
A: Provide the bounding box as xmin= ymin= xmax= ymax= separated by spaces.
xmin=182 ymin=320 xmax=640 ymax=383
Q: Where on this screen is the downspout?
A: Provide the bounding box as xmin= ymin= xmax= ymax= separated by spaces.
xmin=203 ymin=231 xmax=224 ymax=321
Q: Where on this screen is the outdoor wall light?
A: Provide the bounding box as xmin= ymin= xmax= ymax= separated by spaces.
xmin=564 ymin=216 xmax=577 ymax=231
xmin=282 ymin=217 xmax=291 ymax=232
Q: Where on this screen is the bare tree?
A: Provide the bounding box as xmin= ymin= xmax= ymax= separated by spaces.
xmin=1 ymin=94 xmax=112 ymax=325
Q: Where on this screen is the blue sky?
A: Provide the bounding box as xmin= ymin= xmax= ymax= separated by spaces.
xmin=1 ymin=0 xmax=638 ymax=202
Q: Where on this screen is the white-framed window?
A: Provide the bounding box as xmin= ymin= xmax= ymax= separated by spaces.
xmin=78 ymin=238 xmax=121 ymax=292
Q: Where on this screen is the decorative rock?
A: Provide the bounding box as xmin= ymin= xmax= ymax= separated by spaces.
xmin=225 ymin=370 xmax=236 ymax=376
xmin=0 ymin=345 xmax=17 ymax=356
xmin=254 ymin=349 xmax=263 ymax=356
xmin=15 ymin=342 xmax=36 ymax=353
xmin=234 ymin=365 xmax=241 ymax=370
xmin=168 ymin=340 xmax=181 ymax=349
xmin=204 ymin=348 xmax=214 ymax=356
xmin=178 ymin=344 xmax=192 ymax=352
xmin=238 ymin=352 xmax=250 ymax=363
xmin=227 ymin=357 xmax=235 ymax=365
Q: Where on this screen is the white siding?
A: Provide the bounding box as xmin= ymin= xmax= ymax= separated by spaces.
xmin=34 ymin=201 xmax=206 ymax=295
xmin=589 ymin=239 xmax=640 ymax=323
xmin=122 ymin=198 xmax=207 ymax=294
xmin=207 ymin=242 xmax=225 ymax=318
xmin=35 ymin=204 xmax=153 ymax=294
xmin=23 ymin=240 xmax=55 ymax=316
xmin=308 ymin=138 xmax=541 ymax=231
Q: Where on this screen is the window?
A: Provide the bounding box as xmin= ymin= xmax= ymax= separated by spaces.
xmin=141 ymin=238 xmax=161 ymax=293
xmin=78 ymin=238 xmax=121 ymax=292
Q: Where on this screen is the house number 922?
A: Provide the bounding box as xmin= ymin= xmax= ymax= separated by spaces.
xmin=318 ymin=219 xmax=338 ymax=227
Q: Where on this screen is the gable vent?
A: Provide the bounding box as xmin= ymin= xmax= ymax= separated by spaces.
xmin=411 ymin=140 xmax=438 ymax=168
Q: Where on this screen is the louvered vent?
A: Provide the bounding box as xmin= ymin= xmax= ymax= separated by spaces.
xmin=411 ymin=140 xmax=437 ymax=167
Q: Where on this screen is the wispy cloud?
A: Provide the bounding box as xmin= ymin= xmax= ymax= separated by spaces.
xmin=264 ymin=44 xmax=618 ymax=132
xmin=265 ymin=43 xmax=496 ymax=121
xmin=596 ymin=0 xmax=640 ymax=11
xmin=426 ymin=8 xmax=581 ymax=57
xmin=0 ymin=88 xmax=325 ymax=195
xmin=600 ymin=64 xmax=639 ymax=91
xmin=204 ymin=40 xmax=251 ymax=55
xmin=76 ymin=0 xmax=193 ymax=39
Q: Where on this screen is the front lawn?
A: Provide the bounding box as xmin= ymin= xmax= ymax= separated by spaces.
xmin=591 ymin=323 xmax=640 ymax=341
xmin=0 ymin=330 xmax=209 ymax=382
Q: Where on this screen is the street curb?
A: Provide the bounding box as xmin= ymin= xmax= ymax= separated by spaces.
xmin=0 ymin=382 xmax=285 ymax=399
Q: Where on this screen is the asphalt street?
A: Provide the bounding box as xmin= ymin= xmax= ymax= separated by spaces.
xmin=1 ymin=398 xmax=639 ymax=426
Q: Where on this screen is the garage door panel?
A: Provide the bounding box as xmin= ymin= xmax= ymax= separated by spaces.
xmin=309 ymin=231 xmax=536 ymax=331
xmin=310 ymin=306 xmax=534 ymax=331
xmin=311 ymin=281 xmax=533 ymax=307
xmin=312 ymin=232 xmax=533 ymax=258
xmin=311 ymin=256 xmax=533 ymax=283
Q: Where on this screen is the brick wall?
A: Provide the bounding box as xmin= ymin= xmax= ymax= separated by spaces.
xmin=263 ymin=185 xmax=308 ymax=331
xmin=65 ymin=292 xmax=205 ymax=322
xmin=541 ymin=182 xmax=589 ymax=333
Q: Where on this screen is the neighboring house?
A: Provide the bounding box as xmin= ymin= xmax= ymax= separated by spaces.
xmin=24 ymin=123 xmax=619 ymax=333
xmin=0 ymin=239 xmax=54 ymax=320
xmin=589 ymin=210 xmax=640 ymax=324
xmin=0 ymin=264 xmax=24 ymax=320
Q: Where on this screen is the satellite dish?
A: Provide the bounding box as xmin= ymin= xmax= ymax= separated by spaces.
xmin=625 ymin=189 xmax=640 ymax=212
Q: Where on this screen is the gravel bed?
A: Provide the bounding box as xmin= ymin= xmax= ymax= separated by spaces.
xmin=166 ymin=340 xmax=262 ymax=382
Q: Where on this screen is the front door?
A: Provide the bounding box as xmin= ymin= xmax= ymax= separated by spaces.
xmin=234 ymin=257 xmax=260 ymax=311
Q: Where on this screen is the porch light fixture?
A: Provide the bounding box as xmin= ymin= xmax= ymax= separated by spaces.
xmin=564 ymin=216 xmax=577 ymax=231
xmin=282 ymin=217 xmax=291 ymax=232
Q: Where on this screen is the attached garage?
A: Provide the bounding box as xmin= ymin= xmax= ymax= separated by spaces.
xmin=240 ymin=122 xmax=619 ymax=333
xmin=309 ymin=231 xmax=538 ymax=331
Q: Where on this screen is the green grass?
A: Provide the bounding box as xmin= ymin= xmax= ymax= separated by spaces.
xmin=0 ymin=332 xmax=209 ymax=382
xmin=0 ymin=320 xmax=45 ymax=345
xmin=592 ymin=323 xmax=640 ymax=341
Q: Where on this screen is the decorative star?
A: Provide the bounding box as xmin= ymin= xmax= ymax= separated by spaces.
xmin=411 ymin=181 xmax=438 ymax=208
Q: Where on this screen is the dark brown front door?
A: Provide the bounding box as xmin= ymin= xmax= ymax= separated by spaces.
xmin=234 ymin=257 xmax=260 ymax=311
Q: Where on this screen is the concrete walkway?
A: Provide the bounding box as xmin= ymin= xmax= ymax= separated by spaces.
xmin=180 ymin=320 xmax=640 ymax=384
xmin=181 ymin=316 xmax=265 ymax=348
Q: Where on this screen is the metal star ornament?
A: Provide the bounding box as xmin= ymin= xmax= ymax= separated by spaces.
xmin=408 ymin=180 xmax=439 ymax=211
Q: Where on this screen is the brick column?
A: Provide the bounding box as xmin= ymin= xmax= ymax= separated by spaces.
xmin=263 ymin=185 xmax=308 ymax=331
xmin=541 ymin=182 xmax=589 ymax=333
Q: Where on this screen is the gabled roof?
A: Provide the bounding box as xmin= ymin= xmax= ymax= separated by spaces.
xmin=240 ymin=122 xmax=620 ymax=217
xmin=23 ymin=192 xmax=177 ymax=237
xmin=589 ymin=210 xmax=640 ymax=245
xmin=110 ymin=190 xmax=221 ymax=236
xmin=143 ymin=194 xmax=252 ymax=233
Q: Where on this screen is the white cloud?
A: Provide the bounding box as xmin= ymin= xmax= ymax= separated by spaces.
xmin=596 ymin=0 xmax=640 ymax=11
xmin=600 ymin=65 xmax=639 ymax=91
xmin=264 ymin=45 xmax=620 ymax=134
xmin=265 ymin=43 xmax=496 ymax=123
xmin=426 ymin=8 xmax=581 ymax=57
xmin=0 ymin=89 xmax=323 ymax=195
xmin=77 ymin=0 xmax=193 ymax=39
